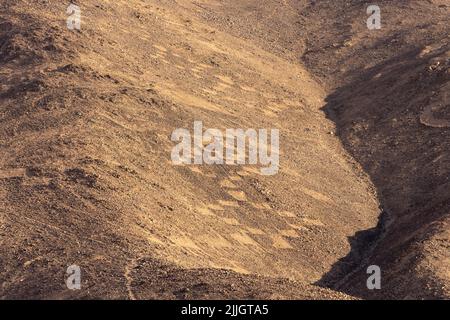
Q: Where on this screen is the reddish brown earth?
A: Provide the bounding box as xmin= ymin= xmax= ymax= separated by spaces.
xmin=0 ymin=0 xmax=448 ymax=300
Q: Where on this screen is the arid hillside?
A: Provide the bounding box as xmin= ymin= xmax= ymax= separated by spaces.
xmin=0 ymin=0 xmax=448 ymax=300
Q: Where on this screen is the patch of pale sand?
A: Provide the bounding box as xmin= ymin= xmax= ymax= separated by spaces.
xmin=146 ymin=233 xmax=164 ymax=245
xmin=278 ymin=210 xmax=297 ymax=218
xmin=207 ymin=261 xmax=222 ymax=268
xmin=279 ymin=229 xmax=300 ymax=238
xmin=299 ymin=186 xmax=333 ymax=204
xmin=230 ymin=232 xmax=259 ymax=247
xmin=229 ymin=175 xmax=243 ymax=182
xmin=91 ymin=255 xmax=108 ymax=262
xmin=150 ymin=54 xmax=165 ymax=59
xmin=196 ymin=206 xmax=215 ymax=216
xmin=268 ymin=102 xmax=288 ymax=112
xmin=218 ymin=200 xmax=239 ymax=207
xmin=224 ymin=96 xmax=240 ymax=103
xmin=190 ymin=38 xmax=227 ymax=54
xmin=202 ymin=88 xmax=217 ymax=95
xmin=240 ymin=85 xmax=256 ymax=92
xmin=236 ymin=170 xmax=251 ymax=177
xmin=169 ymin=235 xmax=199 ymax=249
xmin=214 ymin=82 xmax=231 ymax=92
xmin=242 ymin=166 xmax=262 ymax=174
xmin=197 ymin=233 xmax=233 ymax=249
xmin=301 ymin=217 xmax=325 ymax=227
xmin=271 ymin=235 xmax=293 ymax=249
xmin=0 ymin=168 xmax=26 ymax=179
xmin=215 ymin=75 xmax=234 ymax=85
xmin=153 ymin=44 xmax=168 ymax=52
xmin=163 ymin=18 xmax=184 ymax=27
xmin=251 ymin=202 xmax=271 ymax=210
xmin=227 ymin=263 xmax=250 ymax=274
xmin=418 ymin=45 xmax=435 ymax=58
xmin=263 ymin=109 xmax=278 ymax=117
xmin=156 ymin=84 xmax=231 ymax=115
xmin=23 ymin=256 xmax=43 ymax=267
xmin=220 ymin=179 xmax=237 ymax=188
xmin=222 ymin=217 xmax=240 ymax=225
xmin=197 ymin=63 xmax=212 ymax=69
xmin=288 ymin=223 xmax=308 ymax=231
xmin=228 ymin=190 xmax=247 ymax=201
xmin=246 ymin=227 xmax=265 ymax=235
xmin=208 ymin=203 xmax=225 ymax=211
xmin=191 ymin=67 xmax=203 ymax=73
xmin=205 ymin=260 xmax=249 ymax=274
xmin=432 ymin=154 xmax=445 ymax=163
xmin=189 ymin=166 xmax=204 ymax=175
xmin=373 ymin=72 xmax=383 ymax=79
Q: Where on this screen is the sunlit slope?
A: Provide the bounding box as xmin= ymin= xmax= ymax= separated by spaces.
xmin=0 ymin=1 xmax=379 ymax=298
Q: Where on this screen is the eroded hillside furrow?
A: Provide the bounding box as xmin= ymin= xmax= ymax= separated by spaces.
xmin=298 ymin=0 xmax=449 ymax=299
xmin=321 ymin=44 xmax=450 ymax=300
xmin=0 ymin=0 xmax=448 ymax=300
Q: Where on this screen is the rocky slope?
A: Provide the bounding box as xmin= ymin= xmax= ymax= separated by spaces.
xmin=0 ymin=0 xmax=448 ymax=299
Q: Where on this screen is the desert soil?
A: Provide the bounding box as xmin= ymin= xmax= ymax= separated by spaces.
xmin=0 ymin=0 xmax=448 ymax=299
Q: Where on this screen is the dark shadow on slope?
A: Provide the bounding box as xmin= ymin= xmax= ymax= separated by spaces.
xmin=316 ymin=209 xmax=390 ymax=292
xmin=316 ymin=45 xmax=450 ymax=299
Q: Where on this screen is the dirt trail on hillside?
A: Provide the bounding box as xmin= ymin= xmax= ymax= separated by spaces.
xmin=0 ymin=0 xmax=448 ymax=299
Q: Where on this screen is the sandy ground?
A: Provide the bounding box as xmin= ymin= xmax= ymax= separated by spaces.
xmin=0 ymin=0 xmax=448 ymax=299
